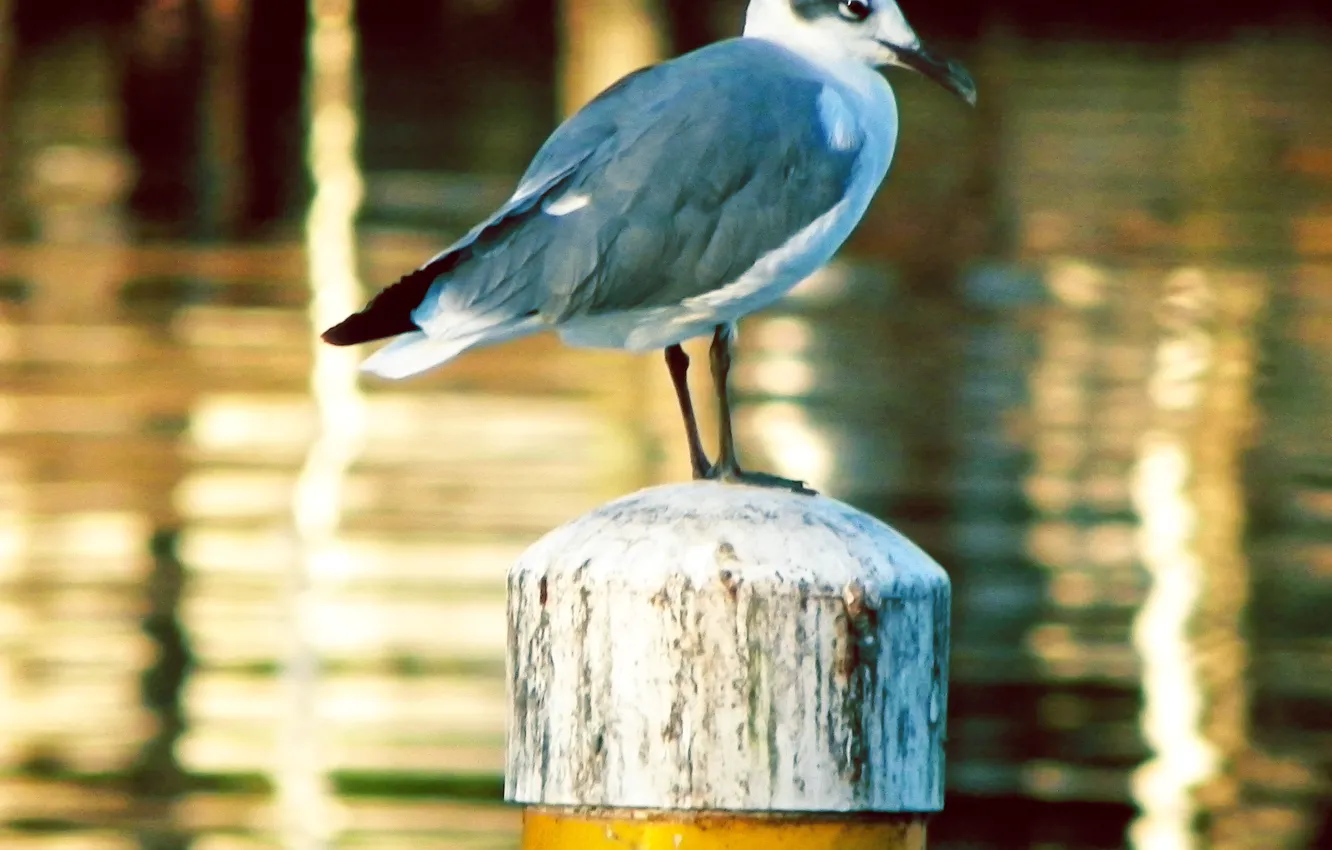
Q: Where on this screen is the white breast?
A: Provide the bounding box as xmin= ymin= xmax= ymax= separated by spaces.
xmin=686 ymin=62 xmax=898 ymax=320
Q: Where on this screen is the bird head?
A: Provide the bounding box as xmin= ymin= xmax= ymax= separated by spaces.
xmin=744 ymin=0 xmax=977 ymax=106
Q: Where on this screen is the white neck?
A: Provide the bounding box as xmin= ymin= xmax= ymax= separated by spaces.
xmin=742 ymin=0 xmax=892 ymax=100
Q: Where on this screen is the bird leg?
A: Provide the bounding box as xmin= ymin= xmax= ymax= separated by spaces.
xmin=664 ymin=344 xmax=712 ymax=479
xmin=705 ymin=324 xmax=816 ymax=495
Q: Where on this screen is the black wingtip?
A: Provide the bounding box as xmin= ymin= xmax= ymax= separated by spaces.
xmin=319 ymin=232 xmax=476 ymax=348
xmin=320 ymin=310 xmax=419 ymax=347
xmin=317 ymin=261 xmax=448 ymax=347
xmin=320 ymin=320 xmax=363 ymax=346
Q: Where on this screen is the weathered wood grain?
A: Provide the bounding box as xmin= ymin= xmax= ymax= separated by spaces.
xmin=506 ymin=481 xmax=951 ymax=812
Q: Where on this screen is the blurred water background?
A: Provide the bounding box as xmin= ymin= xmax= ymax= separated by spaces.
xmin=1 ymin=0 xmax=1330 ymax=848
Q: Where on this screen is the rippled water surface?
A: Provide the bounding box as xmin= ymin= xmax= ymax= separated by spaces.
xmin=1 ymin=2 xmax=1330 ymax=848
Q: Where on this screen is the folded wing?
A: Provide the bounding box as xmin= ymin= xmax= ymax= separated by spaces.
xmin=322 ymin=38 xmax=861 ymax=369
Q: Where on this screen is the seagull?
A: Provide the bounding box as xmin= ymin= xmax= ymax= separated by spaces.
xmin=322 ymin=0 xmax=975 ymax=494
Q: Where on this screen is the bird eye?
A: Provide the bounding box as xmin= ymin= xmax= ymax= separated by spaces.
xmin=838 ymin=0 xmax=873 ymax=21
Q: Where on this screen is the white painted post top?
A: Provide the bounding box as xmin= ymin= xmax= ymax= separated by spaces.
xmin=505 ymin=481 xmax=951 ymax=813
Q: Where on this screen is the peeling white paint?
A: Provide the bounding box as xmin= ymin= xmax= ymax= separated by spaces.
xmin=505 ymin=481 xmax=951 ymax=812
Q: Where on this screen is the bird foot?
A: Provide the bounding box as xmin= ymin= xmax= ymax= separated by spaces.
xmin=700 ymin=461 xmax=817 ymax=496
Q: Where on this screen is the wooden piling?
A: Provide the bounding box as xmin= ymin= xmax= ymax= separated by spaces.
xmin=505 ymin=481 xmax=951 ymax=848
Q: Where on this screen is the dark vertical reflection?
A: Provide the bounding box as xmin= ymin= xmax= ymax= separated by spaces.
xmin=197 ymin=0 xmax=249 ymax=237
xmin=120 ymin=0 xmax=205 ymax=236
xmin=240 ymin=0 xmax=307 ymax=233
xmin=0 ymin=0 xmax=16 ymax=232
xmin=131 ymin=528 xmax=194 ymax=850
xmin=1239 ymin=33 xmax=1332 ymax=850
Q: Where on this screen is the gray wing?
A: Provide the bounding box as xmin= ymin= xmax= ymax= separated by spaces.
xmin=412 ymin=38 xmax=860 ymax=333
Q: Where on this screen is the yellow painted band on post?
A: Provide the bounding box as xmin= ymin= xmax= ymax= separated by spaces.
xmin=521 ymin=807 xmax=927 ymax=849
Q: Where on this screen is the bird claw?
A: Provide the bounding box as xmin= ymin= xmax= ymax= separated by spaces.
xmin=702 ymin=462 xmax=818 ymax=496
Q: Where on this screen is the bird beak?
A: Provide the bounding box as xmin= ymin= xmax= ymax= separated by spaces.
xmin=878 ymin=40 xmax=978 ymax=107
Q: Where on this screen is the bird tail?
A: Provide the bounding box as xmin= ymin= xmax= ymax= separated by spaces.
xmin=321 ymin=262 xmax=450 ymax=347
xmin=321 ymin=181 xmax=557 ymax=372
xmin=358 ymin=314 xmax=544 ymax=380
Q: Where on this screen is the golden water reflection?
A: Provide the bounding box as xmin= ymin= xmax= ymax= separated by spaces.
xmin=1127 ymin=268 xmax=1260 ymax=850
xmin=1 ymin=4 xmax=1331 ymax=850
